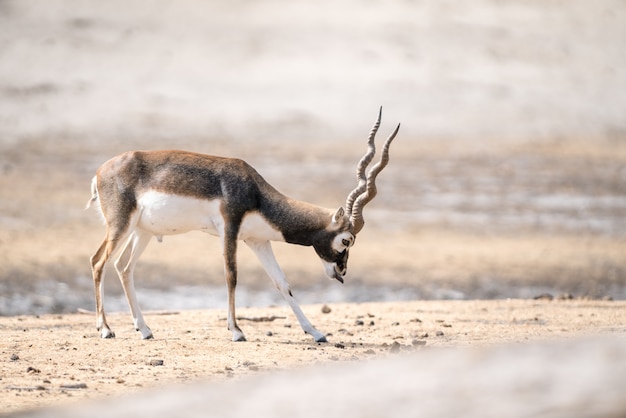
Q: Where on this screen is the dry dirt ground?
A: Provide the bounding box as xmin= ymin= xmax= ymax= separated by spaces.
xmin=2 ymin=299 xmax=626 ymax=415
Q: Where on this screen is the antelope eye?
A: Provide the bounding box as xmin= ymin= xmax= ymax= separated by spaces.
xmin=342 ymin=238 xmax=351 ymax=247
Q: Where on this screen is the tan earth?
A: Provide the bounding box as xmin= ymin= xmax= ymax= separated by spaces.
xmin=2 ymin=299 xmax=626 ymax=415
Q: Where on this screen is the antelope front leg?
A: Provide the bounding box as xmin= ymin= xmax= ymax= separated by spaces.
xmin=222 ymin=228 xmax=246 ymax=342
xmin=245 ymin=239 xmax=327 ymax=343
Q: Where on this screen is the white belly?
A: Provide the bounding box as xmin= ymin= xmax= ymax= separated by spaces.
xmin=136 ymin=191 xmax=284 ymax=242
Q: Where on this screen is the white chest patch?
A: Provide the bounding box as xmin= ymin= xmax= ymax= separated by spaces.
xmin=136 ymin=191 xmax=285 ymax=242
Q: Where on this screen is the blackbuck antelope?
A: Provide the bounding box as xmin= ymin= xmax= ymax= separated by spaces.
xmin=87 ymin=108 xmax=400 ymax=342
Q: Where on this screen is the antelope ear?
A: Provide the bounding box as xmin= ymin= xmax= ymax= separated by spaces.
xmin=332 ymin=207 xmax=345 ymax=224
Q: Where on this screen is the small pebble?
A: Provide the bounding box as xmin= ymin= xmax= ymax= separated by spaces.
xmin=389 ymin=341 xmax=402 ymax=353
xmin=321 ymin=305 xmax=332 ymax=314
xmin=148 ymin=359 xmax=164 ymax=366
xmin=266 ymin=331 xmax=273 ymax=337
xmin=10 ymin=354 xmax=19 ymax=361
xmin=355 ymin=319 xmax=364 ymax=326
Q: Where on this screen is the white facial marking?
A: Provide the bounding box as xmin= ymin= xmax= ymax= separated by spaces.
xmin=322 ymin=260 xmax=338 ymax=280
xmin=332 ymin=232 xmax=355 ymax=253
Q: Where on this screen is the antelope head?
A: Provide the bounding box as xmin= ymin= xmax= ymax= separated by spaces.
xmin=317 ymin=107 xmax=400 ymax=283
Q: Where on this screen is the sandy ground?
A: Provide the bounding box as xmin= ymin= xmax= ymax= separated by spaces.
xmin=2 ymin=299 xmax=626 ymax=415
xmin=10 ymin=336 xmax=626 ymax=418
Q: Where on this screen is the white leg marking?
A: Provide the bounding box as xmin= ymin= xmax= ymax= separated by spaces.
xmin=245 ymin=239 xmax=327 ymax=343
xmin=114 ymin=230 xmax=154 ymax=339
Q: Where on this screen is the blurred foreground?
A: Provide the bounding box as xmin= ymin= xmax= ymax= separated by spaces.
xmin=2 ymin=300 xmax=626 ymax=415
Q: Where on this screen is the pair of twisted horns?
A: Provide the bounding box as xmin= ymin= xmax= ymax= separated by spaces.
xmin=345 ymin=107 xmax=400 ymax=234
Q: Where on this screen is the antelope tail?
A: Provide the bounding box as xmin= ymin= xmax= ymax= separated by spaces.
xmin=85 ymin=176 xmax=99 ymax=210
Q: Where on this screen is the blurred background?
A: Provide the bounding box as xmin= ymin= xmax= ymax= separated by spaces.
xmin=1 ymin=0 xmax=625 ymax=315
